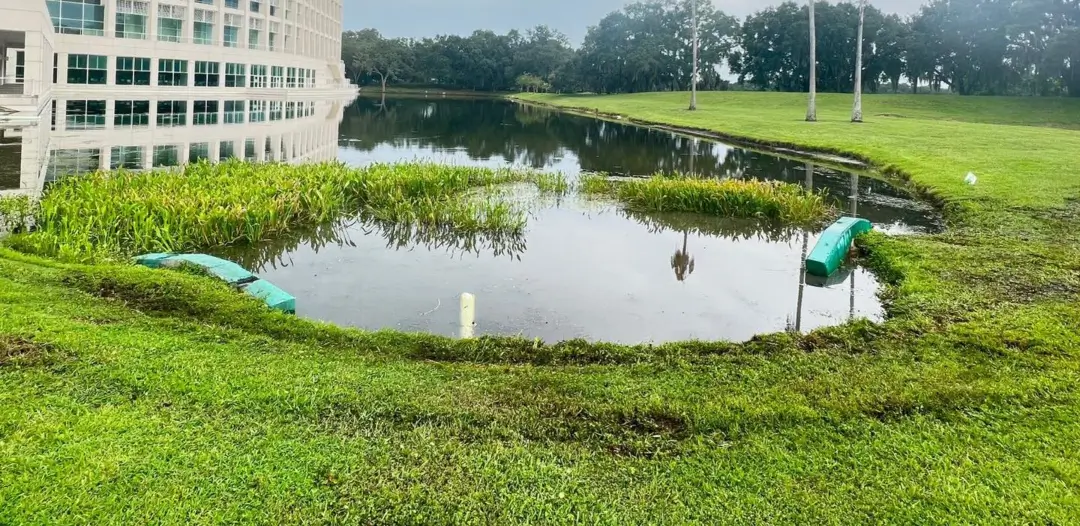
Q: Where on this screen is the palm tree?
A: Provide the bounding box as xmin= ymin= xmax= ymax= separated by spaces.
xmin=689 ymin=0 xmax=699 ymax=111
xmin=852 ymin=0 xmax=868 ymax=123
xmin=806 ymin=0 xmax=817 ymax=122
xmin=671 ymin=231 xmax=695 ymax=282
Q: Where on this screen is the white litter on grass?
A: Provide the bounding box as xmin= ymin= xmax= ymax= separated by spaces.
xmin=964 ymin=172 xmax=978 ymax=185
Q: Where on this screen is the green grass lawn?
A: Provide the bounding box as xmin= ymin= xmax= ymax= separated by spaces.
xmin=3 ymin=92 xmax=1080 ymax=523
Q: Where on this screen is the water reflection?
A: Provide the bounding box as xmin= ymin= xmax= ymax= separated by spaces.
xmin=215 ymin=212 xmax=529 ymax=272
xmin=339 ymin=96 xmax=939 ymax=233
xmin=2 ymin=95 xmax=928 ymax=342
xmin=1 ymin=97 xmax=348 ymax=197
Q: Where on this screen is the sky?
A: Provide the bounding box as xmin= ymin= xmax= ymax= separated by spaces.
xmin=344 ymin=0 xmax=928 ymax=45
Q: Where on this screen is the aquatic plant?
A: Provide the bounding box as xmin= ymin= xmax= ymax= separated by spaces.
xmin=580 ymin=173 xmax=833 ymax=225
xmin=24 ymin=161 xmax=549 ymax=260
xmin=0 ymin=195 xmax=36 ymax=234
xmin=530 ymin=172 xmax=571 ymax=195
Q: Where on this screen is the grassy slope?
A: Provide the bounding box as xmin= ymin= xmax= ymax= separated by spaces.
xmin=3 ymin=92 xmax=1080 ymax=523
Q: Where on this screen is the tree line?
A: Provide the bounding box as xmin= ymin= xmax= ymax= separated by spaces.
xmin=343 ymin=0 xmax=1080 ymax=97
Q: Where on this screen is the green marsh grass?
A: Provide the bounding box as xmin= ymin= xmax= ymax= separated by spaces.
xmin=20 ymin=161 xmax=557 ymax=260
xmin=580 ymin=173 xmax=832 ymax=224
xmin=0 ymin=195 xmax=35 ymax=234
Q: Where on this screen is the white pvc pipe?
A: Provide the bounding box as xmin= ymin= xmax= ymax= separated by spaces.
xmin=459 ymin=293 xmax=476 ymax=339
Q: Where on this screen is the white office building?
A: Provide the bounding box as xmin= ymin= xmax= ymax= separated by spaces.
xmin=0 ymin=0 xmax=356 ymax=196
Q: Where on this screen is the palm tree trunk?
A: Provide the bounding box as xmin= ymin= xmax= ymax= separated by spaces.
xmin=689 ymin=0 xmax=699 ymax=111
xmin=806 ymin=0 xmax=817 ymax=122
xmin=852 ymin=0 xmax=866 ymax=122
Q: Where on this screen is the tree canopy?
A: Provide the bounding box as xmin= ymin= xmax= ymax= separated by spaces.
xmin=342 ymin=0 xmax=1080 ymax=97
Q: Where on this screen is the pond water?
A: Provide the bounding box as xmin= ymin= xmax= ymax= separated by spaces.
xmin=217 ymin=96 xmax=938 ymax=343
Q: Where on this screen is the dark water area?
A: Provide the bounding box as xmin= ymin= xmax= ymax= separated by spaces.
xmin=219 ymin=97 xmax=939 ymax=343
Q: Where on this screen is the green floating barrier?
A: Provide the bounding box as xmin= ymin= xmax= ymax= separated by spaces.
xmin=133 ymin=253 xmax=294 ymax=314
xmin=806 ymin=217 xmax=872 ymax=277
xmin=158 ymin=253 xmax=257 ymax=286
xmin=240 ymin=279 xmax=297 ymax=314
xmin=805 ymin=265 xmax=854 ymax=288
xmin=133 ymin=253 xmax=174 ymax=269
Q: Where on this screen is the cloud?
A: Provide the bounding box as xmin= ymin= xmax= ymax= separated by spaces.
xmin=345 ymin=0 xmax=928 ymax=44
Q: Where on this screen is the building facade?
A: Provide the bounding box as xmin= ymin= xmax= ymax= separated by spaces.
xmin=0 ymin=0 xmax=356 ymax=197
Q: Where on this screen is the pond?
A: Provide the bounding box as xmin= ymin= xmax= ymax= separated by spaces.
xmin=216 ymin=96 xmax=939 ymax=344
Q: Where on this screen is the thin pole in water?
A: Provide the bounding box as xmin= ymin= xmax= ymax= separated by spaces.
xmin=460 ymin=293 xmax=476 ymax=339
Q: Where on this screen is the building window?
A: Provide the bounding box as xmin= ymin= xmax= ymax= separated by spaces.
xmin=269 ymin=22 xmax=280 ymax=51
xmin=65 ymin=100 xmax=106 ymax=130
xmin=46 ymin=0 xmax=105 ymax=36
xmin=194 ymin=9 xmax=215 ymax=44
xmin=244 ymin=138 xmax=257 ymax=161
xmin=225 ymin=0 xmax=239 ymax=8
xmin=269 ymin=0 xmax=278 ymax=16
xmin=285 ymin=101 xmax=295 ymax=119
xmin=195 ymin=61 xmax=220 ymax=87
xmin=224 ymin=100 xmax=245 ymax=123
xmin=110 ymin=146 xmax=144 ymax=170
xmin=194 ymin=101 xmax=219 ymax=125
xmin=220 ymin=140 xmax=236 ymax=161
xmin=15 ymin=52 xmax=25 ymax=82
xmin=114 ymin=100 xmax=150 ymax=127
xmin=47 ymin=149 xmax=101 ymax=182
xmin=153 ymin=145 xmax=181 ymax=168
xmin=225 ymin=63 xmax=246 ymax=87
xmin=269 ymin=101 xmax=282 ymax=121
xmin=157 ymin=100 xmax=187 ymax=127
xmin=157 ymin=4 xmax=185 ymax=42
xmin=248 ymin=17 xmax=263 ymax=49
xmin=66 ymin=54 xmax=107 ymax=85
xmin=249 ymin=100 xmax=266 ymax=123
xmin=224 ymin=14 xmax=241 ymax=47
xmin=265 ymin=137 xmax=273 ymax=160
xmin=116 ymin=0 xmax=150 ymax=39
xmin=250 ymin=1 xmax=261 ymax=13
xmin=189 ymin=142 xmax=211 ymax=163
xmin=115 ymin=57 xmax=151 ymax=86
xmin=270 ymin=66 xmax=284 ymax=88
xmin=286 ymin=67 xmax=297 ymax=88
xmin=250 ymin=65 xmax=267 ymax=88
xmin=195 ymin=0 xmax=214 ymax=4
xmin=158 ymin=59 xmax=189 ymax=86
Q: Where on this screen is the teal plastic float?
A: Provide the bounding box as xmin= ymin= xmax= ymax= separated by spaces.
xmin=134 ymin=253 xmax=296 ymax=314
xmin=805 ymin=217 xmax=873 ymax=277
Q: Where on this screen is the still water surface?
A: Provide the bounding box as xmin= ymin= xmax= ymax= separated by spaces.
xmin=219 ymin=96 xmax=938 ymax=343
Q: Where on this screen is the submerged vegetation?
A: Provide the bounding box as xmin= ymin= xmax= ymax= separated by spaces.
xmin=579 ymin=172 xmax=832 ymax=225
xmin=12 ymin=161 xmax=568 ymax=261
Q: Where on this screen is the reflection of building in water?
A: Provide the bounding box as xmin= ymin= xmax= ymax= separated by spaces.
xmin=0 ymin=0 xmax=356 ymax=195
xmin=45 ymin=97 xmax=345 ymax=180
xmin=1 ymin=97 xmax=346 ymax=197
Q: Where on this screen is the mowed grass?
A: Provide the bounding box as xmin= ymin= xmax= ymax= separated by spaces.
xmin=2 ymin=92 xmax=1080 ymax=523
xmin=522 ymin=92 xmax=1080 ymax=210
xmin=1 ymin=250 xmax=1078 ymax=524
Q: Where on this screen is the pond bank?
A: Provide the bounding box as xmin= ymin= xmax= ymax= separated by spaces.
xmin=1 ymin=92 xmax=1078 ymax=522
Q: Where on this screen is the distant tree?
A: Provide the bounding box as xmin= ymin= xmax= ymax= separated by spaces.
xmin=346 ymin=29 xmax=411 ymax=92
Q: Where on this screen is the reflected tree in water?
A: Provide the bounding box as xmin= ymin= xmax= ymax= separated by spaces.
xmin=671 ymin=230 xmax=696 ymax=282
xmin=216 ymin=213 xmax=526 ymax=272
